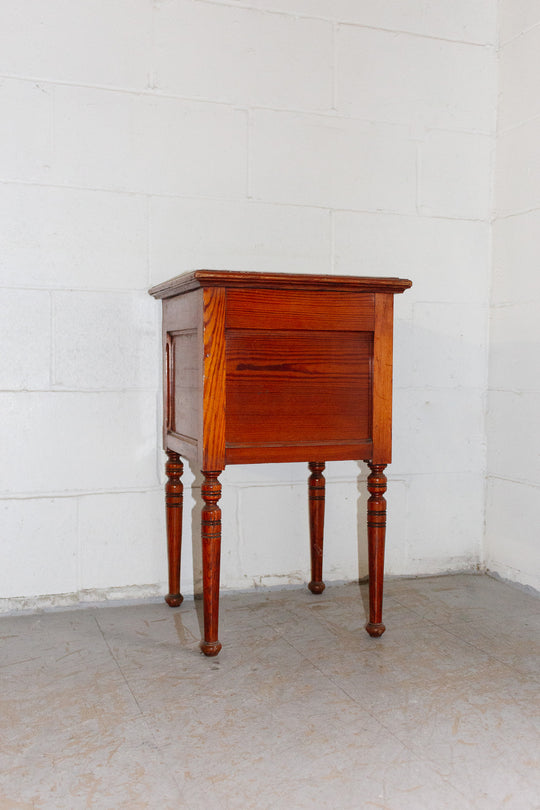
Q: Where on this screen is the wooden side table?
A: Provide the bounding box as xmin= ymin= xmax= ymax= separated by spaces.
xmin=149 ymin=270 xmax=412 ymax=656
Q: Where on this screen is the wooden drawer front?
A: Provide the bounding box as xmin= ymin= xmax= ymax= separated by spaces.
xmin=226 ymin=329 xmax=372 ymax=446
xmin=226 ymin=289 xmax=375 ymax=332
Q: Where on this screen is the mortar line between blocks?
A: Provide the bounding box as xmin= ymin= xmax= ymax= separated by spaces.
xmin=246 ymin=108 xmax=253 ymax=200
xmin=0 ymin=179 xmax=492 ymax=221
xmin=0 ymin=487 xmax=164 ymax=501
xmin=0 ymin=74 xmax=496 ymax=135
xmin=49 ymin=290 xmax=56 ymax=388
xmin=498 ymin=18 xmax=540 ymax=49
xmin=193 ymin=1 xmax=495 ymax=47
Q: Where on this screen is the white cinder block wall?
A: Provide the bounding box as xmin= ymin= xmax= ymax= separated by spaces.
xmin=486 ymin=1 xmax=540 ymax=591
xmin=0 ymin=1 xmax=499 ymax=608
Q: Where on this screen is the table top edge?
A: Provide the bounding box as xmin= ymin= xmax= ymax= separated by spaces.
xmin=149 ymin=270 xmax=413 ymax=299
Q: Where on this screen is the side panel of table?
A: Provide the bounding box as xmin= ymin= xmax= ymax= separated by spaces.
xmin=162 ymin=289 xmax=202 ymax=463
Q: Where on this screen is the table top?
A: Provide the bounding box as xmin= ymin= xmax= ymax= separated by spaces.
xmin=149 ymin=269 xmax=412 ymax=299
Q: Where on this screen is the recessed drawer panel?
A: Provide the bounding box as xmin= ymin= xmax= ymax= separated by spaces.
xmin=226 ymin=329 xmax=372 ymax=446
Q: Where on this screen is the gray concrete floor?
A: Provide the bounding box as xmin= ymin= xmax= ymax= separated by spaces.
xmin=1 ymin=574 xmax=539 ymax=809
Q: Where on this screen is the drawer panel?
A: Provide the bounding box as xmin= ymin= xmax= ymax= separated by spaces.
xmin=226 ymin=289 xmax=375 ymax=331
xmin=225 ymin=329 xmax=372 ymax=446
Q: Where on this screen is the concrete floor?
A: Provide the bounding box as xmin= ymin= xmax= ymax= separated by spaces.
xmin=1 ymin=574 xmax=539 ymax=810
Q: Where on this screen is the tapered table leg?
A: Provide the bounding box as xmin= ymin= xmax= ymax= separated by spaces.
xmin=200 ymin=471 xmax=223 ymax=656
xmin=165 ymin=450 xmax=184 ymax=608
xmin=308 ymin=461 xmax=326 ymax=594
xmin=366 ymin=463 xmax=387 ymax=637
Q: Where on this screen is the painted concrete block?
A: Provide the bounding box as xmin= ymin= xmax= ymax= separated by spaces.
xmin=489 ymin=304 xmax=540 ymax=393
xmin=141 ymin=96 xmax=248 ymax=199
xmin=489 ymin=3 xmax=540 ymax=594
xmin=53 ymin=291 xmax=158 ymax=390
xmin=485 ymin=477 xmax=540 ymax=592
xmin=380 ymin=476 xmax=409 ymax=576
xmin=0 ymin=79 xmax=53 ymax=184
xmin=205 ymin=0 xmax=497 ymax=43
xmin=487 ymin=391 xmax=540 ymax=485
xmin=499 ymin=0 xmax=540 ymax=44
xmin=149 ymin=197 xmax=331 ymax=284
xmin=403 ymin=473 xmax=485 ymax=574
xmin=337 ymin=0 xmax=496 ymax=42
xmin=495 ymin=118 xmax=540 ymax=215
xmin=334 ymin=212 xmax=490 ymax=309
xmin=53 ymin=86 xmax=248 ymax=197
xmin=323 ymin=479 xmax=370 ymax=580
xmin=0 ymin=0 xmax=151 ymax=90
xmin=0 ymin=289 xmax=51 ymax=389
xmin=412 ymin=0 xmax=497 ymax=44
xmin=0 ymin=498 xmax=78 ymax=598
xmin=0 ymin=184 xmax=148 ymax=291
xmin=337 ymin=26 xmax=495 ymax=133
xmin=492 ymin=212 xmax=540 ymax=305
xmin=499 ymin=24 xmax=540 ymax=130
xmin=419 ymin=130 xmax=493 ymax=220
xmin=78 ymin=490 xmax=166 ymax=591
xmin=234 ymin=483 xmax=308 ymax=586
xmin=392 ymin=388 xmax=485 ymax=476
xmin=154 ymin=0 xmax=332 ymax=111
xmin=0 ymin=392 xmax=159 ymax=495
xmin=251 ymin=110 xmax=416 ymax=212
xmin=52 ymin=86 xmax=145 ymax=191
xmin=409 ymin=302 xmax=488 ymax=390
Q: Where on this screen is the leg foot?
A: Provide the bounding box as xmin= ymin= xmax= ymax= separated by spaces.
xmin=200 ymin=640 xmax=222 ymax=657
xmin=165 ymin=593 xmax=183 ymax=608
xmin=366 ymin=622 xmax=386 ymax=638
xmin=201 ymin=470 xmax=223 ymax=656
xmin=308 ymin=461 xmax=326 ymax=595
xmin=165 ymin=450 xmax=184 ymax=608
xmin=366 ymin=463 xmax=387 ymax=637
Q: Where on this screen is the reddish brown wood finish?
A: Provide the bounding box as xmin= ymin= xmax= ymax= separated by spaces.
xmin=149 ymin=270 xmax=412 ymax=656
xmin=164 ymin=450 xmax=184 ymax=608
xmin=226 ymin=329 xmax=372 ymax=447
xmin=201 ymin=288 xmax=226 ymax=471
xmin=366 ymin=463 xmax=388 ymax=637
xmin=161 ymin=289 xmax=202 ymax=461
xmin=225 ymin=289 xmax=375 ymax=331
xmin=150 ymin=269 xmax=411 ymax=298
xmin=308 ymin=462 xmax=326 ymax=594
xmin=372 ymin=294 xmax=395 ymax=464
xmin=200 ymin=471 xmax=223 ymax=657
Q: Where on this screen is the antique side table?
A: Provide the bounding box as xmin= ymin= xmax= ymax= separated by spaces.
xmin=149 ymin=270 xmax=412 ymax=656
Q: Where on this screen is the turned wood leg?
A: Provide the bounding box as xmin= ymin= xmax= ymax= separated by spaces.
xmin=308 ymin=461 xmax=326 ymax=594
xmin=366 ymin=463 xmax=387 ymax=637
xmin=165 ymin=450 xmax=184 ymax=608
xmin=200 ymin=471 xmax=223 ymax=657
